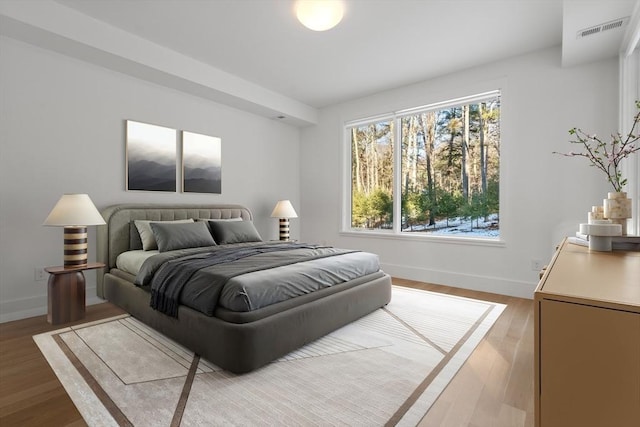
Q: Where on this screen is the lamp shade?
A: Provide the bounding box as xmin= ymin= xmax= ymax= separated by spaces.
xmin=271 ymin=200 xmax=298 ymax=218
xmin=43 ymin=194 xmax=106 ymax=226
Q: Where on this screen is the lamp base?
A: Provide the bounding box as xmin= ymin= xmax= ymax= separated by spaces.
xmin=278 ymin=218 xmax=290 ymax=241
xmin=63 ymin=226 xmax=88 ymax=268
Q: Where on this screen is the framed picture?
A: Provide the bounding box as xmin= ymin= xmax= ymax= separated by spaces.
xmin=126 ymin=120 xmax=177 ymax=192
xmin=182 ymin=131 xmax=222 ymax=194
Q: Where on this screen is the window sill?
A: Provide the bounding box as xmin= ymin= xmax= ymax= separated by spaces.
xmin=339 ymin=230 xmax=506 ymax=248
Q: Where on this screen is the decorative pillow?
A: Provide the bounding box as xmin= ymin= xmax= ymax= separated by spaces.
xmin=196 ymin=217 xmax=242 ymax=234
xmin=134 ymin=219 xmax=194 ymax=251
xmin=208 ymin=221 xmax=263 ymax=244
xmin=130 ymin=221 xmax=144 ymax=250
xmin=149 ymin=221 xmax=216 ymax=252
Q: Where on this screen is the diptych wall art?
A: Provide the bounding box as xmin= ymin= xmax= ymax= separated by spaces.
xmin=125 ymin=120 xmax=222 ymax=193
xmin=126 ymin=120 xmax=177 ymax=192
xmin=182 ymin=131 xmax=222 ymax=194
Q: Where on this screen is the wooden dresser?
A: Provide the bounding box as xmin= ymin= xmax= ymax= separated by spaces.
xmin=534 ymin=239 xmax=640 ymax=427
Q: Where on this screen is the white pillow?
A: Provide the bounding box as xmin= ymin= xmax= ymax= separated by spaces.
xmin=134 ymin=219 xmax=194 ymax=251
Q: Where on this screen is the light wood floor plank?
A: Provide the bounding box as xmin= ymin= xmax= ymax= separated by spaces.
xmin=0 ymin=303 xmax=126 ymax=427
xmin=0 ymin=280 xmax=533 ymax=426
xmin=396 ymin=279 xmax=535 ymax=427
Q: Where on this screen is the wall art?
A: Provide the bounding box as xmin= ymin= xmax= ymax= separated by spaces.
xmin=182 ymin=131 xmax=222 ymax=194
xmin=126 ymin=120 xmax=177 ymax=192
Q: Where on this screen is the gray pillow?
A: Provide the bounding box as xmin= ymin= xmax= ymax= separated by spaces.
xmin=196 ymin=217 xmax=242 ymax=234
xmin=130 ymin=221 xmax=144 ymax=250
xmin=208 ymin=221 xmax=263 ymax=244
xmin=150 ymin=221 xmax=216 ymax=252
xmin=135 ymin=219 xmax=194 ymax=251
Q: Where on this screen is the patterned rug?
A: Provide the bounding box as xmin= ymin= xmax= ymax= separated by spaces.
xmin=34 ymin=286 xmax=505 ymax=426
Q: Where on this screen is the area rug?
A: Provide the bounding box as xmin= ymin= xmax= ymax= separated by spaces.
xmin=34 ymin=286 xmax=505 ymax=427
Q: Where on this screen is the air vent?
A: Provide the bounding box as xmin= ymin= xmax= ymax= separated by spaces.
xmin=577 ymin=16 xmax=629 ymax=39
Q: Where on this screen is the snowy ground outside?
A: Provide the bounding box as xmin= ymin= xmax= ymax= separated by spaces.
xmin=402 ymin=213 xmax=500 ymax=238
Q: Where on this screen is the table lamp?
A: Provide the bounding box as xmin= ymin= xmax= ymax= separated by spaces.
xmin=43 ymin=194 xmax=106 ymax=268
xmin=271 ymin=200 xmax=298 ymax=241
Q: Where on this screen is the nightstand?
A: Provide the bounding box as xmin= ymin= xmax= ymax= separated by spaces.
xmin=44 ymin=262 xmax=105 ymax=325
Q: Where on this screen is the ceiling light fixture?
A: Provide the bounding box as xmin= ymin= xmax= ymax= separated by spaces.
xmin=295 ymin=0 xmax=344 ymax=31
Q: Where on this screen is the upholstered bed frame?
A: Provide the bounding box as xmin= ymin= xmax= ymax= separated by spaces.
xmin=96 ymin=204 xmax=392 ymax=373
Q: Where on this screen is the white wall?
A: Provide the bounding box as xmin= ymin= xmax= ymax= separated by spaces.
xmin=299 ymin=46 xmax=618 ymax=299
xmin=0 ymin=37 xmax=301 ymax=322
xmin=0 ymin=38 xmax=621 ymax=322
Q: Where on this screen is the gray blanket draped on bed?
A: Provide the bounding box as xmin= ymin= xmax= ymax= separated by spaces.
xmin=145 ymin=243 xmax=357 ymax=317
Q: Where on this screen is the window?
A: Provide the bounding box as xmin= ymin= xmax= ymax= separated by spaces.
xmin=350 ymin=118 xmax=394 ymax=230
xmin=346 ymin=91 xmax=501 ymax=239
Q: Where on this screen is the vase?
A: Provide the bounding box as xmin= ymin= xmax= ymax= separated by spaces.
xmin=603 ymin=192 xmax=632 ymax=235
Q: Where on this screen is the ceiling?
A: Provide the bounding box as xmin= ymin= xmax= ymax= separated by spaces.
xmin=54 ymin=0 xmax=564 ymax=108
xmin=1 ymin=0 xmax=637 ymax=125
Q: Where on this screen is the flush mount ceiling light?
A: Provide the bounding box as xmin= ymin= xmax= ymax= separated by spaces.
xmin=295 ymin=0 xmax=345 ymax=31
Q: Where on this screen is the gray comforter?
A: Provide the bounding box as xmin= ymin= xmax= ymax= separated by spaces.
xmin=135 ymin=242 xmax=379 ymax=317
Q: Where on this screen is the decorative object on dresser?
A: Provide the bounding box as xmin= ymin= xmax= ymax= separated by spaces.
xmin=182 ymin=130 xmax=222 ymax=194
xmin=578 ymin=205 xmax=622 ymax=251
xmin=603 ymin=191 xmax=632 ymax=235
xmin=554 ymin=101 xmax=640 ymax=236
xmin=570 ymin=205 xmax=640 ymax=252
xmin=568 ymin=233 xmax=640 ymax=251
xmin=270 ymin=199 xmax=298 ymax=241
xmin=126 ymin=120 xmax=177 ymax=192
xmin=43 ymin=193 xmax=106 ymax=268
xmin=534 ymin=238 xmax=640 ymax=427
xmin=553 ymin=101 xmax=639 ymax=193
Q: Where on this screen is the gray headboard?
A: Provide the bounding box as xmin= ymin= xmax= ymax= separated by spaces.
xmin=96 ymin=204 xmax=252 ymax=297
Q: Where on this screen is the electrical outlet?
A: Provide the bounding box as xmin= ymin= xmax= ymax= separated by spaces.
xmin=530 ymin=259 xmax=543 ymax=271
xmin=34 ymin=267 xmax=47 ymax=281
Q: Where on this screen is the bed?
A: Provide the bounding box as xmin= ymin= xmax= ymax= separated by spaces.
xmin=96 ymin=204 xmax=392 ymax=373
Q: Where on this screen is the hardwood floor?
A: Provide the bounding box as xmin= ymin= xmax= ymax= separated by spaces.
xmin=0 ymin=281 xmax=534 ymax=427
xmin=0 ymin=303 xmax=127 ymax=426
xmin=393 ymin=279 xmax=535 ymax=427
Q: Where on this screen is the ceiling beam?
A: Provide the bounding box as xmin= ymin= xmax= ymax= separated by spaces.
xmin=0 ymin=0 xmax=318 ymax=127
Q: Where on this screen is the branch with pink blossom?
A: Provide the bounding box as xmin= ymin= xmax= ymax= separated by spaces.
xmin=554 ymin=101 xmax=640 ymax=192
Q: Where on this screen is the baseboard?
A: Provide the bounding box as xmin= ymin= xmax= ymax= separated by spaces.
xmin=0 ymin=286 xmax=104 ymax=323
xmin=380 ymin=262 xmax=536 ymax=299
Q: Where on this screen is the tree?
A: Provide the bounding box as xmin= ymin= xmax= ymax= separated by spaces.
xmin=419 ymin=112 xmax=437 ymax=225
xmin=478 ymin=102 xmax=488 ymax=198
xmin=350 ymin=120 xmax=394 ymax=229
xmin=461 ymin=105 xmax=470 ymax=202
xmin=351 ymin=128 xmax=362 ymax=193
xmin=402 ymin=190 xmax=423 ymax=230
xmin=436 ymin=189 xmax=462 ymax=227
xmin=352 ymin=96 xmax=500 ymax=235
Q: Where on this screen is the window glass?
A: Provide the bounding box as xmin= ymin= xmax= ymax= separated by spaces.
xmin=347 ymin=93 xmax=500 ymax=239
xmin=349 ymin=120 xmax=394 ymax=230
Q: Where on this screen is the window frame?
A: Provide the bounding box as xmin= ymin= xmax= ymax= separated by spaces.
xmin=342 ymin=90 xmax=504 ymax=246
